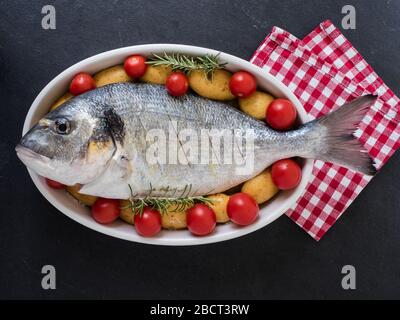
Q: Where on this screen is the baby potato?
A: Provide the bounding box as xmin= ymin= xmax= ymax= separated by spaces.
xmin=49 ymin=92 xmax=73 ymax=111
xmin=161 ymin=205 xmax=187 ymax=230
xmin=239 ymin=91 xmax=274 ymax=120
xmin=206 ymin=193 xmax=230 ymax=223
xmin=241 ymin=168 xmax=279 ymax=204
xmin=188 ymin=69 xmax=235 ymax=101
xmin=66 ymin=184 xmax=98 ymax=206
xmin=94 ymin=65 xmax=132 ymax=87
xmin=119 ymin=200 xmax=135 ymax=225
xmin=140 ymin=65 xmax=172 ymax=84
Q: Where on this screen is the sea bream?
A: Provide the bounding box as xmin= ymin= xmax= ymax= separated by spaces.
xmin=16 ymin=83 xmax=376 ymax=199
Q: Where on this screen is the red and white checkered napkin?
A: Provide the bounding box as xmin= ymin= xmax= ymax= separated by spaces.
xmin=250 ymin=20 xmax=400 ymax=240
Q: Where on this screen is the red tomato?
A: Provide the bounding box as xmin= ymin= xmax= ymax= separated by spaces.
xmin=134 ymin=208 xmax=162 ymax=237
xmin=227 ymin=193 xmax=259 ymax=226
xmin=229 ymin=71 xmax=257 ymax=98
xmin=271 ymin=159 xmax=302 ymax=190
xmin=45 ymin=178 xmax=65 ymax=189
xmin=186 ymin=204 xmax=216 ymax=236
xmin=165 ymin=72 xmax=189 ymax=96
xmin=124 ymin=55 xmax=147 ymax=79
xmin=69 ymin=72 xmax=96 ymax=95
xmin=266 ymin=99 xmax=297 ymax=130
xmin=91 ymin=198 xmax=120 ymax=224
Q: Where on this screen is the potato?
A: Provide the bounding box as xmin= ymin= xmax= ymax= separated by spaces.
xmin=49 ymin=92 xmax=73 ymax=111
xmin=66 ymin=184 xmax=98 ymax=206
xmin=140 ymin=65 xmax=172 ymax=84
xmin=161 ymin=205 xmax=187 ymax=230
xmin=119 ymin=200 xmax=135 ymax=225
xmin=241 ymin=168 xmax=279 ymax=204
xmin=94 ymin=65 xmax=132 ymax=87
xmin=239 ymin=91 xmax=274 ymax=120
xmin=206 ymin=193 xmax=230 ymax=223
xmin=188 ymin=69 xmax=235 ymax=101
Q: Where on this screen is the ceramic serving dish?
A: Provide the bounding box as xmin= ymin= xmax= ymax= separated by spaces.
xmin=22 ymin=44 xmax=313 ymax=245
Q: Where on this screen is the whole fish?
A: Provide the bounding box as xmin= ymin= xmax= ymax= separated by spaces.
xmin=16 ymin=83 xmax=376 ymax=199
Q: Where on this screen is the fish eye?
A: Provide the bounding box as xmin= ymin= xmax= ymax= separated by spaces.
xmin=54 ymin=118 xmax=70 ymax=135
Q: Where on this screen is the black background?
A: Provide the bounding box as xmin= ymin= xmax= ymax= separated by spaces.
xmin=0 ymin=0 xmax=399 ymax=299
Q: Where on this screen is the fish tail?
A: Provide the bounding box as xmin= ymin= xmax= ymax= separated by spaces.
xmin=304 ymin=94 xmax=377 ymax=175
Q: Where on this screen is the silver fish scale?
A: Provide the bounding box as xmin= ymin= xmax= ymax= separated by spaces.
xmin=83 ymin=83 xmax=307 ymax=198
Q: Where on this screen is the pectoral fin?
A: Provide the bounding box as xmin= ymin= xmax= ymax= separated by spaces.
xmin=79 ymin=150 xmax=132 ymax=198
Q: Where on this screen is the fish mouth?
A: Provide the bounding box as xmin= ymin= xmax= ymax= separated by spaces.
xmin=15 ymin=144 xmax=51 ymax=164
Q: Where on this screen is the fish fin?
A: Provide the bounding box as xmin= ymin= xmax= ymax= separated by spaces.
xmin=79 ymin=151 xmax=131 ymax=198
xmin=309 ymin=94 xmax=377 ymax=175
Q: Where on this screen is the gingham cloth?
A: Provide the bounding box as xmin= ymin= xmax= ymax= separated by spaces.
xmin=250 ymin=20 xmax=400 ymax=240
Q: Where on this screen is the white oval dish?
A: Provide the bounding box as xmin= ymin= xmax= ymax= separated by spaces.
xmin=22 ymin=44 xmax=312 ymax=246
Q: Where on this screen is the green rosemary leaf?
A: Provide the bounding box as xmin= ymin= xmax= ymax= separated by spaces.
xmin=146 ymin=52 xmax=226 ymax=75
xmin=127 ymin=183 xmax=214 ymax=216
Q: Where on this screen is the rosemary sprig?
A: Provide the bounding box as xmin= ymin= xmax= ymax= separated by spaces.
xmin=127 ymin=184 xmax=213 ymax=216
xmin=146 ymin=52 xmax=227 ymax=76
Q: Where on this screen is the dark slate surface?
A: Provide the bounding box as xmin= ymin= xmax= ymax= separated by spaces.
xmin=0 ymin=0 xmax=399 ymax=299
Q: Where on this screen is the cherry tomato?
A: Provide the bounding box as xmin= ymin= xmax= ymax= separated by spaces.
xmin=266 ymin=99 xmax=297 ymax=130
xmin=91 ymin=198 xmax=120 ymax=224
xmin=186 ymin=204 xmax=216 ymax=236
xmin=227 ymin=193 xmax=259 ymax=226
xmin=45 ymin=178 xmax=65 ymax=189
xmin=134 ymin=208 xmax=162 ymax=237
xmin=229 ymin=71 xmax=257 ymax=98
xmin=124 ymin=55 xmax=147 ymax=79
xmin=69 ymin=72 xmax=96 ymax=95
xmin=271 ymin=159 xmax=302 ymax=190
xmin=165 ymin=72 xmax=189 ymax=96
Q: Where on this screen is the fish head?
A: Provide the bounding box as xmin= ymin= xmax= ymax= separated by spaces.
xmin=16 ymin=97 xmax=117 ymax=186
